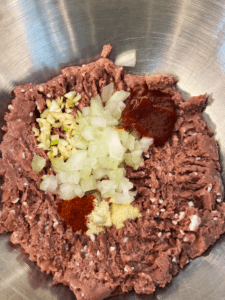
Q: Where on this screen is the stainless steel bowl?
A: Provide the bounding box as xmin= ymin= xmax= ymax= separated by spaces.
xmin=1 ymin=0 xmax=225 ymax=299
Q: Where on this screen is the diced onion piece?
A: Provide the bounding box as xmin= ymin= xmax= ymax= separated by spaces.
xmin=127 ymin=134 xmax=135 ymax=151
xmin=103 ymin=112 xmax=119 ymax=126
xmin=107 ymin=157 xmax=120 ymax=170
xmin=91 ymin=117 xmax=106 ymax=127
xmin=40 ymin=175 xmax=58 ymax=193
xmin=51 ymin=156 xmax=67 ymax=172
xmin=79 ymin=165 xmax=92 ymax=179
xmin=129 ymin=190 xmax=137 ymax=198
xmin=56 ymin=171 xmax=80 ymax=185
xmin=92 ymin=162 xmax=100 ymax=170
xmin=134 ymin=140 xmax=142 ymax=151
xmin=76 ymin=117 xmax=89 ymax=131
xmin=66 ymin=150 xmax=87 ymax=171
xmin=102 ymin=190 xmax=115 ymax=198
xmin=117 ymin=101 xmax=126 ymax=110
xmin=97 ymin=156 xmax=108 ymax=168
xmin=140 ymin=137 xmax=154 ymax=152
xmin=102 ymin=83 xmax=114 ymax=102
xmin=81 ymin=106 xmax=91 ymax=116
xmin=131 ymin=150 xmax=143 ymax=165
xmin=116 ymin=177 xmax=133 ymax=193
xmin=115 ymin=49 xmax=136 ymax=67
xmin=114 ymin=192 xmax=127 ymax=204
xmin=108 ymin=168 xmax=125 ymax=185
xmin=84 ymin=157 xmax=98 ymax=168
xmin=90 ymin=99 xmax=104 ymax=116
xmin=94 ymin=94 xmax=102 ymax=101
xmin=96 ymin=180 xmax=117 ymax=195
xmin=71 ymin=135 xmax=88 ymax=150
xmin=106 ymin=129 xmax=125 ymax=161
xmin=104 ymin=102 xmax=123 ymax=120
xmin=124 ymin=153 xmax=134 ymax=167
xmin=109 ymin=144 xmax=125 ymax=161
xmin=31 ymin=155 xmax=46 ymax=173
xmin=81 ymin=126 xmax=96 ymax=141
xmin=107 ymin=90 xmax=130 ymax=105
xmin=59 ymin=183 xmax=76 ymax=200
xmin=93 ymin=167 xmax=109 ymax=180
xmin=133 ymin=164 xmax=140 ymax=171
xmin=80 ymin=176 xmax=96 ymax=192
xmin=117 ymin=129 xmax=129 ymax=148
xmin=88 ymin=140 xmax=108 ymax=158
xmin=74 ymin=185 xmax=84 ymax=198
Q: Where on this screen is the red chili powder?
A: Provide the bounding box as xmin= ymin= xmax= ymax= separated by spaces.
xmin=57 ymin=194 xmax=95 ymax=232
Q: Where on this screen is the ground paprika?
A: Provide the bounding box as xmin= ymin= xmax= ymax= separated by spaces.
xmin=57 ymin=194 xmax=95 ymax=232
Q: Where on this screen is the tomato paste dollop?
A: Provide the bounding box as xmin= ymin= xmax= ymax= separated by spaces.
xmin=121 ymin=84 xmax=177 ymax=146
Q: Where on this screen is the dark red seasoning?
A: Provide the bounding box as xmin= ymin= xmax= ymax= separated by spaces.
xmin=121 ymin=84 xmax=177 ymax=146
xmin=57 ymin=194 xmax=95 ymax=233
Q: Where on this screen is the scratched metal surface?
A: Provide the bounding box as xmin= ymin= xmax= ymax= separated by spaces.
xmin=0 ymin=0 xmax=225 ymax=299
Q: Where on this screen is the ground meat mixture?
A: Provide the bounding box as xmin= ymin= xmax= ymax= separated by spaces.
xmin=0 ymin=45 xmax=225 ymax=300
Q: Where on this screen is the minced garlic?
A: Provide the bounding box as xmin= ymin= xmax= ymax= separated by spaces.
xmin=86 ymin=199 xmax=112 ymax=235
xmin=86 ymin=199 xmax=142 ymax=235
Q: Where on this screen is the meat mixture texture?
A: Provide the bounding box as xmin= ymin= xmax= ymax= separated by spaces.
xmin=0 ymin=45 xmax=225 ymax=300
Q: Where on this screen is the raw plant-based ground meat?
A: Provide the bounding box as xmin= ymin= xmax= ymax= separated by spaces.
xmin=0 ymin=45 xmax=225 ymax=300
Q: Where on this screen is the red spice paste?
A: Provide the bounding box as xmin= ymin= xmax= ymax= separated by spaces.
xmin=121 ymin=84 xmax=177 ymax=146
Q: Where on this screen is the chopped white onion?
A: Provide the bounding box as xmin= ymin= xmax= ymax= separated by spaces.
xmin=88 ymin=140 xmax=109 ymax=158
xmin=40 ymin=175 xmax=58 ymax=193
xmin=102 ymin=82 xmax=114 ymax=102
xmin=71 ymin=135 xmax=88 ymax=150
xmin=90 ymin=98 xmax=104 ymax=116
xmin=131 ymin=150 xmax=143 ymax=164
xmin=74 ymin=184 xmax=84 ymax=198
xmin=108 ymin=168 xmax=125 ymax=184
xmin=59 ymin=183 xmax=77 ymax=200
xmin=56 ymin=171 xmax=80 ymax=185
xmin=107 ymin=90 xmax=130 ymax=105
xmin=90 ymin=117 xmax=106 ymax=127
xmin=31 ymin=155 xmax=46 ymax=173
xmin=117 ymin=177 xmax=133 ymax=193
xmin=97 ymin=180 xmax=117 ymax=195
xmin=93 ymin=167 xmax=109 ymax=180
xmin=115 ymin=49 xmax=136 ymax=67
xmin=140 ymin=137 xmax=154 ymax=152
xmin=81 ymin=106 xmax=91 ymax=116
xmin=127 ymin=134 xmax=135 ymax=151
xmin=80 ymin=176 xmax=96 ymax=192
xmin=81 ymin=126 xmax=95 ymax=141
xmin=66 ymin=150 xmax=87 ymax=170
xmin=117 ymin=101 xmax=126 ymax=110
xmin=106 ymin=129 xmax=125 ymax=161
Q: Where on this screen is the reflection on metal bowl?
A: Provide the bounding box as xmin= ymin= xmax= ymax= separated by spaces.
xmin=0 ymin=0 xmax=225 ymax=299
